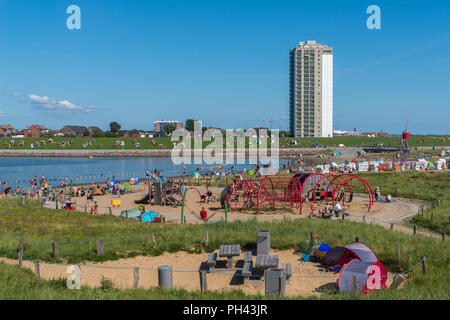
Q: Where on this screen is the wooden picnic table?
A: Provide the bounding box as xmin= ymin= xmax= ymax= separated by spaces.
xmin=255 ymin=254 xmax=279 ymax=269
xmin=219 ymin=244 xmax=241 ymax=269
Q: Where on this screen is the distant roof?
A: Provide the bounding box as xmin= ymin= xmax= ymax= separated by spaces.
xmin=0 ymin=124 xmax=15 ymax=130
xmin=88 ymin=126 xmax=103 ymax=132
xmin=63 ymin=125 xmax=89 ymax=133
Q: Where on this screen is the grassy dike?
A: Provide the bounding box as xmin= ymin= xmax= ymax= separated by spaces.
xmin=0 ymin=198 xmax=448 ymax=299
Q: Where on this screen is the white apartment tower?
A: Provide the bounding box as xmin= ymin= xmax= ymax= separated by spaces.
xmin=289 ymin=40 xmax=333 ymax=137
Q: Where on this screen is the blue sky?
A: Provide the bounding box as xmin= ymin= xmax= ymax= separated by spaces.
xmin=0 ymin=0 xmax=449 ymax=134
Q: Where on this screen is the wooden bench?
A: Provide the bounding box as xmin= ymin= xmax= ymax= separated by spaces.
xmin=242 ymin=261 xmax=253 ymax=284
xmin=244 ymin=251 xmax=253 ymax=263
xmin=207 ymin=253 xmax=217 ymax=270
xmin=283 ymin=263 xmax=292 ymax=282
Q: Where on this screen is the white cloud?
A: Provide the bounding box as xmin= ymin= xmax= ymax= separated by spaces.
xmin=28 ymin=94 xmax=93 ymax=112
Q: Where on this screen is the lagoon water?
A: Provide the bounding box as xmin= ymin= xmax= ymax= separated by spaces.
xmin=0 ymin=157 xmax=289 ymax=189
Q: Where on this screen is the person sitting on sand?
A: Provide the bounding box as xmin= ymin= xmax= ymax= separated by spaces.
xmin=332 ymin=203 xmax=342 ymax=216
xmin=386 ymin=194 xmax=392 ymax=202
xmin=374 ymin=187 xmax=381 ymax=201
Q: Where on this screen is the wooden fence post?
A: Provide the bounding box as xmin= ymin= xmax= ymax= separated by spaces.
xmin=389 ymin=275 xmax=404 ymax=289
xmin=18 ymin=239 xmax=23 ymax=268
xmin=109 ymin=207 xmax=112 ymax=215
xmin=52 ymin=242 xmax=57 ymax=257
xmin=134 ymin=267 xmax=139 ymax=289
xmin=84 ymin=205 xmax=87 ymax=213
xmin=362 ymin=215 xmax=366 ymax=224
xmin=34 ymin=261 xmax=40 ymax=279
xmin=152 ymin=233 xmax=157 ymax=249
xmin=390 ymin=223 xmax=394 ymax=231
xmin=184 ymin=216 xmax=187 ymax=225
xmin=96 ymin=239 xmax=104 ymax=256
xmin=204 ymin=231 xmax=209 ymax=250
xmin=199 ymin=271 xmax=207 ymax=293
xmin=422 ymin=256 xmax=426 ymax=275
xmin=352 ymin=275 xmax=357 ymax=295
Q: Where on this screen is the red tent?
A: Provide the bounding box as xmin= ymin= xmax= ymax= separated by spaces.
xmin=324 ymin=242 xmax=378 ymax=267
xmin=338 ymin=260 xmax=388 ymax=294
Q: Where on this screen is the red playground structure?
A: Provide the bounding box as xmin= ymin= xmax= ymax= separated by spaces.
xmin=223 ymin=173 xmax=373 ymax=215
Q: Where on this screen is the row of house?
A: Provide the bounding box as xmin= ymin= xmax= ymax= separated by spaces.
xmin=0 ymin=124 xmax=170 ymax=138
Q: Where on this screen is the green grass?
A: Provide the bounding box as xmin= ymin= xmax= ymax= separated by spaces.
xmin=1 ymin=135 xmax=449 ymax=150
xmin=0 ymin=197 xmax=449 ymax=299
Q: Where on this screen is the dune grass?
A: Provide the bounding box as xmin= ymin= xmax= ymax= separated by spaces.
xmin=0 ymin=197 xmax=448 ymax=299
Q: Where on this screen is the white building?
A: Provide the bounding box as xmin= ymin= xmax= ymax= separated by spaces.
xmin=289 ymin=40 xmax=333 ymax=137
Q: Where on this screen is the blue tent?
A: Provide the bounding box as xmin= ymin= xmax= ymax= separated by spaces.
xmin=142 ymin=211 xmax=158 ymax=222
xmin=108 ymin=179 xmax=120 ymax=188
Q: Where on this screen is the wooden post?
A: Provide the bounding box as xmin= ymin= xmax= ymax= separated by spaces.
xmin=199 ymin=271 xmax=207 ymax=293
xmin=134 ymin=267 xmax=139 ymax=289
xmin=96 ymin=239 xmax=104 ymax=256
xmin=413 ymin=225 xmax=417 ymax=235
xmin=342 ymin=214 xmax=345 ymax=221
xmin=204 ymin=231 xmax=209 ymax=250
xmin=34 ymin=261 xmax=40 ymax=279
xmin=184 ymin=216 xmax=187 ymax=225
xmin=52 ymin=242 xmax=57 ymax=257
xmin=431 ymin=212 xmax=434 ymax=221
xmin=362 ymin=215 xmax=366 ymax=224
xmin=390 ymin=223 xmax=394 ymax=231
xmin=352 ymin=275 xmax=357 ymax=295
xmin=84 ymin=205 xmax=87 ymax=212
xmin=397 ymin=245 xmax=401 ymax=262
xmin=310 ymin=232 xmax=314 ymax=248
xmin=390 ymin=275 xmax=404 ymax=289
xmin=152 ymin=233 xmax=156 ymax=249
xmin=109 ymin=207 xmax=112 ymax=215
xmin=18 ymin=239 xmax=23 ymax=268
xmin=422 ymin=256 xmax=426 ymax=275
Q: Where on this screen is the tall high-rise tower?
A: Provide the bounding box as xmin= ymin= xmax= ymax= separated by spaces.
xmin=289 ymin=41 xmax=333 ymax=137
